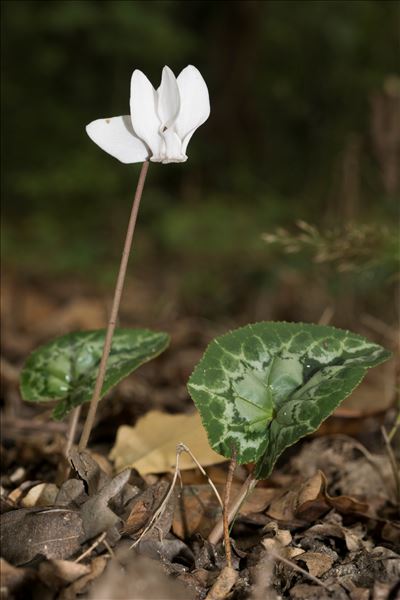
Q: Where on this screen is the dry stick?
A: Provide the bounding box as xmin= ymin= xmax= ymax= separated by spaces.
xmin=178 ymin=443 xmax=223 ymax=508
xmin=74 ymin=531 xmax=107 ymax=563
xmin=130 ymin=443 xmax=184 ymax=549
xmin=208 ymin=472 xmax=258 ymax=546
xmin=222 ymin=448 xmax=237 ymax=568
xmin=78 ymin=161 xmax=150 ymax=452
xmin=388 ymin=414 xmax=400 ymax=442
xmin=65 ymin=406 xmax=82 ymax=457
xmin=130 ymin=442 xmax=224 ymax=549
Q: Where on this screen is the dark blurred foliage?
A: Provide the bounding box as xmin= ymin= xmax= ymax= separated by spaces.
xmin=1 ymin=0 xmax=399 ymax=320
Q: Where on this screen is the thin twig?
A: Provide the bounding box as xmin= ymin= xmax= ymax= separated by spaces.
xmin=74 ymin=532 xmax=107 ymax=563
xmin=267 ymin=548 xmax=331 ymax=591
xmin=178 ymin=442 xmax=223 ymax=508
xmin=223 ymin=448 xmax=237 ymax=568
xmin=318 ymin=306 xmax=334 ymax=325
xmin=65 ymin=406 xmax=81 ymax=458
xmin=79 ymin=161 xmax=150 ymax=451
xmin=130 ymin=442 xmax=224 ymax=549
xmin=388 ymin=413 xmax=400 ymax=442
xmin=130 ymin=443 xmax=183 ymax=549
xmin=208 ymin=473 xmax=258 ymax=546
xmin=103 ymin=538 xmax=116 ymax=559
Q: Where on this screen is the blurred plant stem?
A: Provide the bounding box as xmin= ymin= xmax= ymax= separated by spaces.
xmin=78 ymin=161 xmax=150 ymax=452
xmin=223 ymin=448 xmax=237 ymax=568
xmin=65 ymin=406 xmax=81 ymax=457
xmin=208 ymin=473 xmax=258 ymax=545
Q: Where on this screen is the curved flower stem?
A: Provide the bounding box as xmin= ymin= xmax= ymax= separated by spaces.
xmin=208 ymin=473 xmax=258 ymax=546
xmin=78 ymin=161 xmax=150 ymax=452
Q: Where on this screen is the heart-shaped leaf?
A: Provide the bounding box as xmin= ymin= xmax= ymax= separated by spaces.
xmin=20 ymin=329 xmax=170 ymax=420
xmin=187 ymin=322 xmax=391 ymax=479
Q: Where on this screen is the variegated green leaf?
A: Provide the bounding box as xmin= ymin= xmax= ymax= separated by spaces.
xmin=188 ymin=322 xmax=391 ymax=479
xmin=20 ymin=329 xmax=170 ymax=420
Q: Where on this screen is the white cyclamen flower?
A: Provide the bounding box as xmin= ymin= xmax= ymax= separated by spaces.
xmin=86 ymin=65 xmax=210 ymax=164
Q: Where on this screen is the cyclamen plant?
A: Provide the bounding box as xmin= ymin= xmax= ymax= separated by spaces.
xmin=21 ymin=65 xmax=210 ymax=453
xmin=19 ymin=63 xmax=391 ymax=563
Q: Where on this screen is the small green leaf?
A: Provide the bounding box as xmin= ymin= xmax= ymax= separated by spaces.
xmin=188 ymin=322 xmax=391 ymax=478
xmin=20 ymin=328 xmax=170 ymax=420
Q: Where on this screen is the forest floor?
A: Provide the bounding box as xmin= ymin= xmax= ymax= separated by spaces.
xmin=1 ymin=272 xmax=399 ymax=600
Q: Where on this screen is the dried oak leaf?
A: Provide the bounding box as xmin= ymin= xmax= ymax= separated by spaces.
xmin=59 ymin=555 xmax=108 ymax=600
xmin=55 ymin=479 xmax=87 ymax=508
xmin=21 ymin=483 xmax=59 ymax=508
xmin=79 ymin=469 xmax=131 ymax=542
xmin=295 ymin=551 xmax=334 ymax=577
xmin=0 ymin=507 xmax=83 ymax=565
xmin=69 ymin=449 xmax=110 ymax=496
xmin=173 ymin=484 xmax=277 ymax=539
xmin=267 ymin=471 xmax=370 ymax=526
xmin=38 ymin=559 xmax=91 ymax=590
xmin=303 ymin=517 xmax=369 ymax=552
xmin=205 ymin=566 xmax=238 ymax=600
xmin=123 ymin=480 xmax=170 ymax=537
xmin=110 ymin=410 xmax=225 ymax=474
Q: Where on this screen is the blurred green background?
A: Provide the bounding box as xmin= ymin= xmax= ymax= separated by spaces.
xmin=2 ymin=0 xmax=399 ymax=324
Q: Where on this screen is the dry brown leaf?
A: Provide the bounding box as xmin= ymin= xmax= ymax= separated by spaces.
xmin=262 ymin=522 xmax=293 ymax=547
xmin=295 ymin=551 xmax=334 ymax=577
xmin=38 ymin=559 xmax=91 ymax=589
xmin=349 ymin=589 xmax=370 ymax=600
xmin=21 ymin=483 xmax=59 ymax=508
xmin=59 ymin=556 xmax=108 ymax=600
xmin=267 ymin=472 xmax=329 ymax=525
xmin=123 ymin=480 xmax=170 ymax=537
xmin=262 ymin=527 xmax=304 ymax=561
xmin=79 ymin=469 xmax=130 ymax=542
xmin=205 ymin=566 xmax=238 ymax=600
xmin=303 ymin=519 xmax=367 ymax=552
xmin=0 ymin=507 xmax=83 ymax=565
xmin=267 ymin=471 xmax=371 ymax=526
xmin=172 ymin=484 xmax=277 ymax=539
xmin=263 ymin=537 xmax=290 ymax=555
xmin=109 ymin=410 xmax=225 ymax=474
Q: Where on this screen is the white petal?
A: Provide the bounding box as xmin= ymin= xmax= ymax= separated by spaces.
xmin=157 ymin=66 xmax=180 ymax=128
xmin=175 ymin=65 xmax=210 ymax=153
xmin=130 ymin=69 xmax=162 ymax=158
xmin=86 ymin=116 xmax=149 ymax=164
xmin=159 ymin=129 xmax=187 ymax=164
